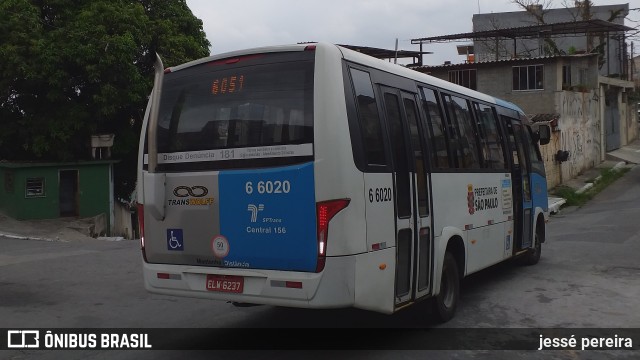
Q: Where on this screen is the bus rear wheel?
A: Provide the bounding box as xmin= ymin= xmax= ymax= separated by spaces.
xmin=432 ymin=252 xmax=460 ymax=323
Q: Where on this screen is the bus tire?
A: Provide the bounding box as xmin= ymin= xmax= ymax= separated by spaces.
xmin=432 ymin=252 xmax=460 ymax=323
xmin=521 ymin=230 xmax=542 ymax=266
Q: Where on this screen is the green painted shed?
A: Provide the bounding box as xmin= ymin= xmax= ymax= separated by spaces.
xmin=0 ymin=160 xmax=117 ymax=236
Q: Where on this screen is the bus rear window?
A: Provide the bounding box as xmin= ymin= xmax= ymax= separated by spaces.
xmin=155 ymin=52 xmax=314 ymax=170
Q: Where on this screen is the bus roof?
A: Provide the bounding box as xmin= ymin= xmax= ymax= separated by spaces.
xmin=336 ymin=44 xmax=497 ymax=104
xmin=337 ymin=44 xmax=526 ymax=114
xmin=164 ymin=42 xmax=524 ymax=114
xmin=166 ymin=44 xmax=310 ymax=73
xmin=493 ymin=98 xmax=526 ymax=115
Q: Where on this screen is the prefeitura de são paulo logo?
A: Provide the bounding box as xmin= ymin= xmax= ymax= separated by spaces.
xmin=467 ymin=184 xmax=475 ymax=215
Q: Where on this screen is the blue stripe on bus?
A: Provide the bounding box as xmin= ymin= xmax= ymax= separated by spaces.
xmin=530 ymin=172 xmax=548 ymax=212
xmin=218 ymin=162 xmax=317 ymax=272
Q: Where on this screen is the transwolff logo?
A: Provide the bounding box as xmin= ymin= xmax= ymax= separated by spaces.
xmin=173 ymin=185 xmax=208 ymax=198
xmin=247 ymin=204 xmax=264 ymax=223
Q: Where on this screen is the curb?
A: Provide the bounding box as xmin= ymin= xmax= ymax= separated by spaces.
xmin=548 ymin=197 xmax=566 ymax=214
xmin=575 ymin=162 xmax=626 ymax=194
xmin=0 ymin=232 xmax=58 ymax=242
xmin=612 ymin=161 xmax=626 ymax=171
xmin=0 ymin=232 xmax=126 ymax=242
xmin=576 ymin=183 xmax=593 ymax=194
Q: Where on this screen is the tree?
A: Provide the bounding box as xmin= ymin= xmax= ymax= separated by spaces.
xmin=511 ymin=0 xmax=563 ymax=55
xmin=510 ymin=0 xmax=635 ymax=71
xmin=0 ymin=0 xmax=210 ymax=198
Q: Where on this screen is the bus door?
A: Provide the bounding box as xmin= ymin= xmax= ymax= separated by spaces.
xmin=381 ymin=87 xmax=432 ymax=305
xmin=504 ymin=118 xmax=533 ymax=252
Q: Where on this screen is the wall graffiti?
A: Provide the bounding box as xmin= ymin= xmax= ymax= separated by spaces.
xmin=541 ymin=91 xmax=602 ymax=188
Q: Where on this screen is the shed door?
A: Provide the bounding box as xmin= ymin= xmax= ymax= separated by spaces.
xmin=59 ymin=170 xmax=79 ymax=217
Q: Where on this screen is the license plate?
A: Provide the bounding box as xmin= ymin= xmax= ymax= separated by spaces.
xmin=206 ymin=275 xmax=244 ymax=293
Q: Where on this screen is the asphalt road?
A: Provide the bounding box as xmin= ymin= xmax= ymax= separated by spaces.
xmin=1 ymin=166 xmax=639 ymax=359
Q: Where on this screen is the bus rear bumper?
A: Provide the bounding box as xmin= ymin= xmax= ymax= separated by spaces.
xmin=142 ymin=255 xmax=356 ymax=309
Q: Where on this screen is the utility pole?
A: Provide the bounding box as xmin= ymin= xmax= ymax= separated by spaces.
xmin=394 ymin=38 xmax=398 ymax=64
xmin=631 ymin=42 xmax=634 ymax=82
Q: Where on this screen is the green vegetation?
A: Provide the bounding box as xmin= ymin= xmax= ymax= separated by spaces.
xmin=552 ymin=167 xmax=630 ymax=207
xmin=0 ymin=0 xmax=211 ymax=198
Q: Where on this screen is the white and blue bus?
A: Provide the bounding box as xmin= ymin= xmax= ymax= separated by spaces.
xmin=137 ymin=42 xmax=550 ymax=322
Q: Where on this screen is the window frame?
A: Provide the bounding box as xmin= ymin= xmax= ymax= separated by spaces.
xmin=25 ymin=177 xmax=46 ymax=198
xmin=349 ymin=66 xmax=389 ymax=168
xmin=418 ymin=86 xmax=452 ymax=170
xmin=562 ymin=65 xmax=571 ymax=89
xmin=512 ymin=64 xmax=544 ymax=91
xmin=441 ymin=93 xmax=482 ymax=170
xmin=473 ymin=102 xmax=508 ymax=171
xmin=448 ymin=69 xmax=477 ymax=90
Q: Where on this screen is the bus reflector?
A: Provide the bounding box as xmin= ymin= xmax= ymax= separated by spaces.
xmin=285 ymin=281 xmax=303 ymax=289
xmin=137 ymin=204 xmax=148 ymax=263
xmin=157 ymin=273 xmax=181 ymax=280
xmin=372 ymin=242 xmax=387 ymax=251
xmin=316 ymin=199 xmax=350 ymax=272
xmin=304 ymin=45 xmax=317 ymax=51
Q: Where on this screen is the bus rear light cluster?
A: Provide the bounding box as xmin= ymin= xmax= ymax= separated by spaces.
xmin=315 ymin=199 xmax=350 ymax=273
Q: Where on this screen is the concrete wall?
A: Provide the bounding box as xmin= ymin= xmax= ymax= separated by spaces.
xmin=630 ymin=101 xmax=639 ymax=142
xmin=472 ymin=4 xmax=629 ymax=77
xmin=114 ymin=201 xmax=134 ymax=239
xmin=623 ymin=92 xmax=639 ymax=145
xmin=556 ymin=91 xmax=604 ymax=187
xmin=426 ymin=56 xmax=598 ymax=115
xmin=598 ymin=76 xmax=638 ymax=155
xmin=475 ymin=61 xmax=558 ymax=114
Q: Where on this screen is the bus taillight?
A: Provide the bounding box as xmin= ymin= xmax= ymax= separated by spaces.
xmin=137 ymin=204 xmax=148 ymax=262
xmin=316 ymin=199 xmax=350 ymax=273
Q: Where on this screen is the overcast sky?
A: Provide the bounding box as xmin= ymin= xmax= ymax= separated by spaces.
xmin=185 ymin=0 xmax=637 ymax=65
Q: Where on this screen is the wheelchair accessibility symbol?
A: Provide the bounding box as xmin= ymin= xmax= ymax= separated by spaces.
xmin=167 ymin=229 xmax=184 ymax=251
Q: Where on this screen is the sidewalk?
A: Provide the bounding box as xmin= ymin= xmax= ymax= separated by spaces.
xmin=0 ymin=214 xmax=93 ymax=241
xmin=606 ymin=138 xmax=640 ymax=164
xmin=548 ymin=139 xmax=640 ymax=214
xmin=0 ymin=213 xmax=122 ymax=242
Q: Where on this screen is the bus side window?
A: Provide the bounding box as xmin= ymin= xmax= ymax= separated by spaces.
xmin=442 ymin=94 xmax=482 ymax=169
xmin=523 ymin=125 xmax=545 ymax=175
xmin=383 ymin=91 xmax=411 ymax=218
xmin=474 ymin=103 xmax=507 ymax=170
xmin=419 ymin=87 xmax=451 ymax=169
xmin=403 ymin=96 xmax=429 ymax=216
xmin=350 ymin=68 xmax=387 ymax=166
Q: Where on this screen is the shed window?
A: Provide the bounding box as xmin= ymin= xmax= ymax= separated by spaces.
xmin=26 ymin=178 xmax=45 ymax=198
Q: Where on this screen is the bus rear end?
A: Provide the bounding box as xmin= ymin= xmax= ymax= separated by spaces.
xmin=137 ymin=44 xmax=359 ymax=309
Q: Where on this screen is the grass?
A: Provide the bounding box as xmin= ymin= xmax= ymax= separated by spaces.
xmin=552 ymin=166 xmax=630 ymax=207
